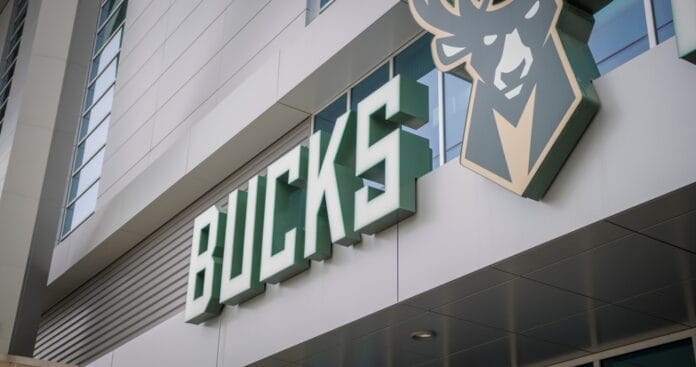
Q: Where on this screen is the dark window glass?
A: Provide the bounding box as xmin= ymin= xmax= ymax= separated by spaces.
xmin=13 ymin=2 xmax=27 ymax=28
xmin=349 ymin=63 xmax=390 ymax=190
xmin=95 ymin=2 xmax=127 ymax=52
xmin=320 ymin=0 xmax=332 ymax=8
xmin=350 ymin=63 xmax=389 ymax=111
xmin=0 ymin=81 xmax=11 ymax=102
xmin=394 ymin=34 xmax=440 ymax=167
xmin=1 ymin=63 xmax=16 ymax=86
xmin=589 ymin=0 xmax=649 ymax=75
xmin=6 ymin=41 xmax=21 ymax=67
xmin=602 ymin=339 xmax=696 ymax=367
xmin=0 ymin=0 xmax=28 ymax=130
xmin=653 ymin=0 xmax=675 ymax=43
xmin=8 ymin=21 xmax=24 ymax=50
xmin=99 ymin=0 xmax=123 ymax=27
xmin=444 ymin=73 xmax=472 ymax=162
xmin=0 ymin=100 xmax=6 ymax=120
xmin=314 ymin=94 xmax=347 ymax=134
xmin=7 ymin=22 xmax=23 ymax=52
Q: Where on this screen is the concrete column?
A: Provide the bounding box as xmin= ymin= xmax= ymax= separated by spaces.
xmin=0 ymin=0 xmax=92 ymax=356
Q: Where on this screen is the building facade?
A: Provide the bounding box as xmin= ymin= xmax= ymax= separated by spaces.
xmin=0 ymin=0 xmax=695 ymax=366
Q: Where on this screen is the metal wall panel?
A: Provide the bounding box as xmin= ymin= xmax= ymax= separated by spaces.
xmin=34 ymin=120 xmax=310 ymax=365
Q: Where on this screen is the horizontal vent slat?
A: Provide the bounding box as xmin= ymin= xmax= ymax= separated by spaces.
xmin=36 ymin=120 xmax=309 ymax=365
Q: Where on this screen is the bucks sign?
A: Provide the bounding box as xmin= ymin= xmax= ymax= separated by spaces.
xmin=186 ymin=0 xmax=602 ymax=323
xmin=410 ymin=0 xmax=599 ymax=199
xmin=185 ymin=77 xmax=431 ymax=323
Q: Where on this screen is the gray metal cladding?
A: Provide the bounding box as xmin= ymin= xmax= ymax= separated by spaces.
xmin=34 ymin=120 xmax=311 ymax=366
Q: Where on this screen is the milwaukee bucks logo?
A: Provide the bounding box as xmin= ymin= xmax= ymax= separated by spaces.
xmin=409 ymin=0 xmax=600 ymax=199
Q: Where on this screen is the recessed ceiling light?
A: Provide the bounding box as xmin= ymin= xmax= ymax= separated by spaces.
xmin=410 ymin=330 xmax=436 ymax=340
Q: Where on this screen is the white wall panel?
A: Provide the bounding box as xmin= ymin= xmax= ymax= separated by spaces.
xmin=40 ymin=36 xmax=696 ymax=366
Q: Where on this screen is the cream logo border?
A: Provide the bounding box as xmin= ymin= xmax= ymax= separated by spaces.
xmin=409 ymin=0 xmax=600 ymax=199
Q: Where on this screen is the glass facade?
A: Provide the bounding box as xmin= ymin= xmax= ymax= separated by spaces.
xmin=62 ymin=0 xmax=128 ymax=236
xmin=0 ymin=0 xmax=28 ymax=134
xmin=319 ymin=0 xmax=332 ymax=10
xmin=394 ymin=34 xmax=441 ymax=168
xmin=314 ymin=94 xmax=346 ymax=134
xmin=587 ymin=0 xmax=674 ymax=75
xmin=314 ymin=0 xmax=674 ymax=170
xmin=652 ymin=0 xmax=675 ymax=44
xmin=443 ymin=73 xmax=471 ymax=162
xmin=602 ymin=339 xmax=696 ymax=367
xmin=313 ymin=34 xmax=474 ymax=170
xmin=589 ymin=0 xmax=650 ymax=75
xmin=307 ymin=0 xmax=335 ymax=23
xmin=350 ymin=63 xmax=390 ymax=111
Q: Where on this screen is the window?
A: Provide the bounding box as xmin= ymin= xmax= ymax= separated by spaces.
xmin=588 ymin=0 xmax=675 ymax=75
xmin=0 ymin=0 xmax=29 ymax=134
xmin=394 ymin=34 xmax=441 ymax=168
xmin=589 ymin=0 xmax=650 ymax=75
xmin=443 ymin=73 xmax=471 ymax=163
xmin=602 ymin=338 xmax=696 ymax=367
xmin=652 ymin=0 xmax=675 ymax=44
xmin=314 ymin=94 xmax=346 ymax=134
xmin=62 ymin=0 xmax=128 ymax=237
xmin=312 ymin=34 xmax=473 ymax=170
xmin=306 ymin=0 xmax=335 ymax=24
xmin=350 ymin=63 xmax=390 ymax=111
xmin=319 ymin=0 xmax=333 ymax=11
xmin=311 ymin=0 xmax=675 ymax=173
xmin=561 ymin=337 xmax=696 ymax=367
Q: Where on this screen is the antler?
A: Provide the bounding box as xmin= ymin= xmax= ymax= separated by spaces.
xmin=409 ymin=0 xmax=487 ymax=34
xmin=409 ymin=0 xmax=461 ymax=34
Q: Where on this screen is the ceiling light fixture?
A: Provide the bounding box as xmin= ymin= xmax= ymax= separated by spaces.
xmin=410 ymin=330 xmax=436 ymax=341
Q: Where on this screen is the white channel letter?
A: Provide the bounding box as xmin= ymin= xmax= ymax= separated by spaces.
xmin=184 ymin=206 xmax=225 ymax=324
xmin=305 ymin=111 xmax=362 ymax=260
xmin=220 ymin=176 xmax=266 ymax=305
xmin=354 ymin=76 xmax=431 ymax=234
xmin=260 ymin=145 xmax=310 ymax=284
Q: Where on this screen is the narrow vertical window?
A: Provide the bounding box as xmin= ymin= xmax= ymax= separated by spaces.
xmin=0 ymin=0 xmax=29 ymax=134
xmin=394 ymin=34 xmax=442 ymax=168
xmin=306 ymin=0 xmax=335 ymax=24
xmin=350 ymin=63 xmax=390 ymax=111
xmin=313 ymin=94 xmax=347 ymax=134
xmin=443 ymin=72 xmax=472 ymax=162
xmin=652 ymin=0 xmax=675 ymax=44
xmin=319 ymin=0 xmax=333 ymax=11
xmin=62 ymin=0 xmax=128 ymax=236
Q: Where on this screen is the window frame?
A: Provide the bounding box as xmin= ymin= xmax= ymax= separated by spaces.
xmin=310 ymin=31 xmax=452 ymax=168
xmin=0 ymin=0 xmax=30 ymax=131
xmin=66 ymin=147 xmax=106 ymax=206
xmin=310 ymin=0 xmax=674 ymax=170
xmin=319 ymin=0 xmax=335 ymax=13
xmin=549 ymin=329 xmax=696 ymax=367
xmin=60 ymin=1 xmax=127 ymax=239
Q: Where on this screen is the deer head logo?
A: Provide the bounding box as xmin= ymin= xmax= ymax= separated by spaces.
xmin=409 ymin=0 xmax=600 ymax=199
